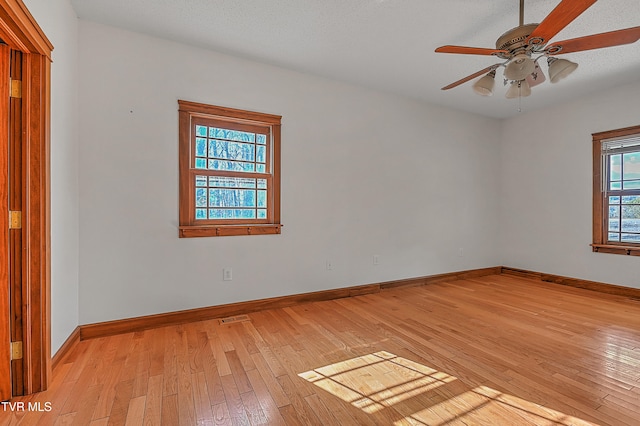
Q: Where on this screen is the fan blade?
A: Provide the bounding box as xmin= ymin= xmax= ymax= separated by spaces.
xmin=441 ymin=64 xmax=500 ymax=90
xmin=546 ymin=26 xmax=640 ymax=55
xmin=435 ymin=45 xmax=508 ymax=56
xmin=526 ymin=0 xmax=597 ymax=47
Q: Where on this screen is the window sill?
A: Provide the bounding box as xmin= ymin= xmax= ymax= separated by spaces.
xmin=591 ymin=244 xmax=640 ymax=256
xmin=179 ymin=224 xmax=282 ymax=238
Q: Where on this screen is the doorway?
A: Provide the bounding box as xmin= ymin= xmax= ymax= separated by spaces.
xmin=0 ymin=1 xmax=53 ymax=399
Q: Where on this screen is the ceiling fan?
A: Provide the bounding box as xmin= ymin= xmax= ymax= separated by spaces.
xmin=435 ymin=0 xmax=640 ymax=98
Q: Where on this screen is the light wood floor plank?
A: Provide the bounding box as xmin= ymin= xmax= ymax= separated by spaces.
xmin=219 ymin=373 xmax=250 ymax=426
xmin=142 ymin=375 xmax=163 ymax=426
xmin=211 ymin=402 xmax=232 ymax=426
xmin=249 ymin=352 xmax=290 ymax=409
xmin=176 ymin=328 xmax=197 ymax=426
xmin=239 ymin=390 xmax=268 ymax=425
xmin=160 ymin=394 xmax=178 ymax=426
xmin=123 ymin=396 xmax=145 ymax=426
xmin=106 ymin=380 xmax=134 ymax=426
xmin=244 ymin=368 xmax=287 ymax=426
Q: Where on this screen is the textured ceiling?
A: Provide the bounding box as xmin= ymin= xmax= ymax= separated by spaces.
xmin=70 ymin=0 xmax=640 ymax=118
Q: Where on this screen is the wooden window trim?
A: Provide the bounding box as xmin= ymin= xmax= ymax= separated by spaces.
xmin=178 ymin=100 xmax=282 ymax=237
xmin=592 ymin=124 xmax=640 ymax=256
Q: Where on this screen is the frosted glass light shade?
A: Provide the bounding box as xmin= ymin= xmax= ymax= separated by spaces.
xmin=547 ymin=57 xmax=578 ymax=83
xmin=504 ymin=54 xmax=535 ymax=81
xmin=525 ymin=62 xmax=546 ymax=88
xmin=505 ymin=80 xmax=531 ymax=99
xmin=472 ymin=71 xmax=496 ymax=96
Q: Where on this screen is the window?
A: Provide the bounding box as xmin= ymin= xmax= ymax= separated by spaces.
xmin=178 ymin=100 xmax=282 ymax=237
xmin=592 ymin=125 xmax=640 ymax=255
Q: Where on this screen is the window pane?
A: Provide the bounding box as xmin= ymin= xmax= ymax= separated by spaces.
xmin=208 ymin=189 xmax=256 ymax=207
xmin=208 ymin=176 xmax=256 ymax=188
xmin=257 ymin=190 xmax=267 ymax=207
xmin=621 ymin=233 xmax=640 ymax=243
xmin=209 ymin=127 xmax=255 ymax=143
xmin=622 ymin=205 xmax=640 ymax=219
xmin=208 ymin=209 xmax=224 ymax=219
xmin=257 ymin=179 xmax=267 ymax=189
xmin=621 ymin=196 xmax=640 ymax=204
xmin=195 ymin=158 xmax=207 ymax=169
xmin=258 ymin=209 xmax=267 ymax=219
xmin=610 ymin=181 xmax=622 ymax=190
xmin=195 ymin=125 xmax=207 ymax=137
xmin=623 ymin=180 xmax=640 ymax=190
xmin=195 ymin=138 xmax=207 ymax=156
xmin=609 ymin=154 xmax=621 ymax=180
xmin=257 ymin=145 xmax=266 ymax=163
xmin=257 ymin=134 xmax=267 ymax=144
xmin=623 ymin=152 xmax=640 ymax=180
xmin=257 ymin=164 xmax=266 ymax=173
xmin=208 ymin=159 xmax=255 ymax=172
xmin=195 ymin=176 xmax=207 ymax=187
xmin=609 ymin=196 xmax=620 ymax=204
xmin=237 ymin=209 xmax=256 ymax=219
xmin=621 ymin=219 xmax=640 ymax=232
xmin=195 ymin=188 xmax=207 ymax=207
xmin=609 ymin=204 xmax=623 ymax=239
xmin=196 ymin=209 xmax=207 ymax=219
xmin=208 ymin=208 xmax=256 ymax=219
xmin=208 ymin=140 xmax=255 ymax=161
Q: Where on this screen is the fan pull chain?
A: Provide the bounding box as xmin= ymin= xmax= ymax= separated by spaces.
xmin=518 ymin=89 xmax=522 ymax=113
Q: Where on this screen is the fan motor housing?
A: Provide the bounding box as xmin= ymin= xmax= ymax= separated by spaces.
xmin=495 ymin=23 xmax=539 ymax=57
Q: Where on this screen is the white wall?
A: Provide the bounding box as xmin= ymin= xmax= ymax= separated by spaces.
xmin=25 ymin=4 xmax=640 ymax=340
xmin=23 ymin=0 xmax=79 ymax=353
xmin=499 ymin=79 xmax=640 ymax=289
xmin=29 ymin=3 xmax=640 ymax=339
xmin=77 ymin=21 xmax=502 ymax=325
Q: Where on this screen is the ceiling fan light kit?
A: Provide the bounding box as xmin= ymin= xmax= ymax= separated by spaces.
xmin=525 ymin=62 xmax=546 ymax=87
xmin=435 ymin=0 xmax=640 ymax=100
xmin=547 ymin=57 xmax=579 ymax=83
xmin=505 ymin=79 xmax=532 ymax=99
xmin=504 ymin=54 xmax=536 ymax=81
xmin=472 ymin=70 xmax=496 ymax=96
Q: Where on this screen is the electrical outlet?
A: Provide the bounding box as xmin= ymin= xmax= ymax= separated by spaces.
xmin=373 ymin=255 xmax=380 ymax=265
xmin=223 ymin=268 xmax=233 ymax=281
xmin=326 ymin=260 xmax=333 ymax=270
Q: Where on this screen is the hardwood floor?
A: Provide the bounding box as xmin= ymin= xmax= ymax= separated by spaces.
xmin=2 ymin=274 xmax=640 ymax=425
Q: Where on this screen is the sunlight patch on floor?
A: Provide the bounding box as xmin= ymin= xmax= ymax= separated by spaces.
xmin=299 ymin=351 xmax=453 ymax=414
xmin=298 ymin=351 xmax=599 ymax=425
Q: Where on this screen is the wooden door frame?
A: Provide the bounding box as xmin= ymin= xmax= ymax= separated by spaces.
xmin=0 ymin=0 xmax=52 ymax=394
xmin=0 ymin=44 xmax=10 ymax=401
